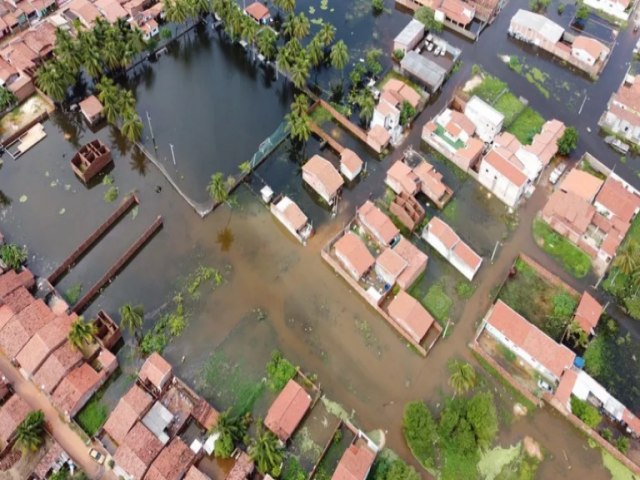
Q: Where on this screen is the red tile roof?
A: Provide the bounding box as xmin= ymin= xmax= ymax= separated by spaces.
xmin=623 ymin=408 xmax=640 ymax=437
xmin=427 ymin=217 xmax=459 ymax=250
xmin=51 ymin=363 xmax=102 ymax=416
xmin=574 ymin=292 xmax=603 ymax=334
xmin=483 ymin=149 xmax=527 ymax=188
xmin=453 ymin=241 xmax=482 ymax=272
xmin=16 ymin=314 xmax=72 ymax=375
xmin=553 ymin=369 xmax=578 ymax=409
xmin=334 ymin=232 xmax=375 ymax=280
xmin=542 ymin=190 xmax=595 ymax=236
xmin=302 ymin=155 xmax=344 ymax=199
xmin=387 ymin=290 xmax=435 ymax=343
xmin=386 ymin=160 xmax=419 ymax=196
xmin=0 ymin=299 xmax=55 ymax=358
xmin=79 ymin=95 xmax=103 ymax=120
xmin=393 ymin=237 xmax=428 ymax=290
xmin=0 ymin=394 xmax=30 ymax=444
xmin=486 ymin=301 xmax=576 ymax=379
xmin=439 ymin=0 xmax=475 ymax=25
xmin=332 ymin=443 xmax=376 ymax=480
xmin=139 ymin=353 xmax=173 ymax=391
xmin=264 ymin=379 xmax=311 ymax=442
xmin=358 ymin=201 xmax=399 ymax=246
xmin=0 ymin=305 xmax=15 ymax=331
xmin=245 ymin=1 xmax=269 ymax=21
xmin=376 ymin=248 xmax=407 ymax=281
xmin=573 ymin=36 xmax=607 ymax=60
xmin=32 ymin=341 xmax=83 ymax=393
xmin=2 ymin=286 xmax=34 ymax=314
xmin=226 ymin=451 xmax=254 ymax=480
xmin=184 ymin=466 xmax=211 ymax=480
xmin=340 ymin=149 xmax=363 ymax=174
xmin=114 ymin=422 xmax=164 ymax=480
xmin=559 ymin=169 xmax=603 ymax=202
xmin=595 ymin=177 xmax=640 ymax=224
xmin=103 ymin=384 xmax=154 ymax=445
xmin=33 ymin=440 xmax=65 ymax=480
xmin=144 ymin=437 xmax=195 ymax=480
xmin=0 ymin=270 xmax=29 ymax=298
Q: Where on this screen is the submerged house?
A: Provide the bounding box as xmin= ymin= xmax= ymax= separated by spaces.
xmin=270 ymin=196 xmax=313 ymax=244
xmin=70 ymin=139 xmax=112 ymax=184
xmin=79 ymin=94 xmax=103 ymax=126
xmin=387 ymin=290 xmax=436 ymax=345
xmin=357 ymin=201 xmax=400 ymax=247
xmin=340 ymin=148 xmax=364 ymax=181
xmin=264 ymin=379 xmax=311 ymax=442
xmin=334 ymin=232 xmax=375 ymax=281
xmin=302 ymin=155 xmax=344 ymax=205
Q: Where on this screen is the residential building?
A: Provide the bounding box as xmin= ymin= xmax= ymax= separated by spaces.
xmin=600 ymin=74 xmax=640 ymax=146
xmin=477 ymin=148 xmax=529 ymax=208
xmin=15 ymin=313 xmax=73 ymax=378
xmin=437 ymin=0 xmax=475 ymax=27
xmin=332 ymin=439 xmax=376 ymax=480
xmin=113 ymin=421 xmax=164 ymax=480
xmin=340 ymin=149 xmax=363 ymax=181
xmin=79 ymin=95 xmax=103 ymax=126
xmin=422 ymin=217 xmax=482 ymax=280
xmin=393 ymin=236 xmax=428 ymax=290
xmin=334 ymin=232 xmax=375 ymax=281
xmin=582 ymin=0 xmax=631 ymax=20
xmin=70 ymin=139 xmax=112 ymax=183
xmin=139 ymin=352 xmax=173 ymax=395
xmin=393 ymin=18 xmax=424 ymax=53
xmin=270 ymin=196 xmax=313 ymax=245
xmin=375 ymin=248 xmax=407 ymax=286
xmin=32 ymin=441 xmax=69 ymax=480
xmin=184 ymin=466 xmax=211 ymax=480
xmin=559 ymin=169 xmax=603 ymax=203
xmin=385 ymin=158 xmax=452 ymax=208
xmin=244 ymin=1 xmax=270 ymax=24
xmin=572 ymin=35 xmax=610 ymax=67
xmin=387 ymin=290 xmax=436 ymax=344
xmin=394 ymin=0 xmax=504 ymax=23
xmin=145 ymin=437 xmax=196 ymax=480
xmin=302 ymin=155 xmax=344 ymax=205
xmin=103 ymin=384 xmax=154 ymax=445
xmin=464 ymin=96 xmax=504 ymax=143
xmin=367 ymin=124 xmax=391 ymax=153
xmin=482 ymin=300 xmax=576 ymax=383
xmin=389 ymin=192 xmax=425 ymax=232
xmin=32 ymin=341 xmax=83 ymax=393
xmin=264 ymin=379 xmax=311 ymax=442
xmin=400 ymin=50 xmax=447 ymax=92
xmin=226 ymin=451 xmax=254 ymax=480
xmin=573 ymin=291 xmax=603 ymax=336
xmin=371 ymin=98 xmax=400 ymax=144
xmin=0 ymin=393 xmax=30 ymax=447
xmin=0 ymin=298 xmax=54 ymax=359
xmin=65 ymin=0 xmax=101 ymax=28
xmin=357 ymin=200 xmax=400 ymax=247
xmin=94 ymin=0 xmax=128 ymax=23
xmin=140 ymin=19 xmax=158 ymax=41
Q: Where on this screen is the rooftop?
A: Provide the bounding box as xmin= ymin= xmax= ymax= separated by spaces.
xmin=376 ymin=248 xmax=407 ymax=281
xmin=302 ymin=155 xmax=344 ymax=198
xmin=32 ymin=341 xmax=83 ymax=394
xmin=244 ymin=1 xmax=270 ymax=21
xmin=15 ymin=314 xmax=72 ymax=375
xmin=595 ymin=177 xmax=640 ymax=224
xmin=510 ymin=9 xmax=564 ymax=44
xmin=559 ymin=169 xmax=603 ymax=202
xmin=0 ymin=394 xmax=30 ymax=444
xmin=0 ymin=298 xmax=55 ymax=358
xmin=51 ymin=363 xmax=102 ymax=416
xmin=574 ymin=292 xmax=603 ymax=334
xmin=387 ymin=290 xmax=435 ymax=343
xmin=482 ymin=149 xmax=528 ymax=188
xmin=334 ymin=232 xmax=376 ymax=280
xmin=357 ymin=200 xmax=399 ymax=246
xmin=332 ymin=442 xmax=376 ymax=480
xmin=139 ymin=352 xmax=173 ymax=392
xmin=79 ymin=95 xmax=103 ymax=119
xmin=393 ymin=18 xmax=424 ymax=48
xmin=400 ymin=50 xmax=447 ymax=91
xmin=145 ymin=437 xmax=196 ymax=480
xmin=114 ymin=422 xmax=164 ymax=479
xmin=573 ymin=35 xmax=608 ymax=60
xmin=264 ymin=379 xmax=312 ymax=442
xmin=103 ymin=384 xmax=154 ymax=445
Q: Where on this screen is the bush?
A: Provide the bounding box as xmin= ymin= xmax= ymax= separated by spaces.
xmin=402 ymin=402 xmax=438 ymax=469
xmin=414 ymin=6 xmax=442 ymax=32
xmin=456 ymin=281 xmax=475 ymax=299
xmin=266 ymin=351 xmax=296 ymax=391
xmin=616 ymin=436 xmax=630 ymax=454
xmin=576 ymin=2 xmax=590 ymax=21
xmin=399 ymin=101 xmax=416 ymax=127
xmin=571 ymin=397 xmax=602 ymax=428
xmin=557 ymin=127 xmax=579 ymax=156
xmin=0 ymin=243 xmax=27 ymax=270
xmin=557 ymin=3 xmax=566 ymax=13
xmin=372 ymin=0 xmax=384 ymax=14
xmin=393 ymin=49 xmax=405 ymax=61
xmin=529 ymin=0 xmax=551 ymax=11
xmin=600 ymin=428 xmax=613 ymax=442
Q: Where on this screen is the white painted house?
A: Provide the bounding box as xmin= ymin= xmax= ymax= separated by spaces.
xmin=583 ymin=0 xmax=631 ymax=21
xmin=571 ymin=36 xmax=609 ymax=67
xmin=371 ymin=98 xmax=401 ymax=143
xmin=477 ymin=148 xmax=528 ymax=208
xmin=463 ymin=96 xmax=504 ymax=143
xmin=393 ymin=18 xmax=425 ymax=54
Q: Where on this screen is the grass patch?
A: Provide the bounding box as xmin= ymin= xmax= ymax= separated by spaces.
xmin=469 ymin=74 xmax=509 ymax=104
xmin=472 ymin=350 xmax=537 ymax=412
xmin=63 ymin=283 xmax=83 ymax=305
xmin=493 ymin=93 xmax=525 ymax=126
xmin=442 ymin=199 xmax=458 ymax=221
xmin=422 ymin=283 xmax=453 ymax=324
xmin=532 ymin=219 xmax=591 ymax=278
xmin=266 ymin=350 xmax=296 ymax=392
xmin=76 ymin=394 xmax=108 ymax=437
xmin=507 ymin=107 xmax=545 ymax=145
xmin=601 ymin=447 xmax=638 ymax=480
xmin=440 ymin=448 xmax=479 ymax=480
xmin=310 ymin=105 xmax=333 ymax=124
xmin=455 ymin=280 xmax=475 ymax=299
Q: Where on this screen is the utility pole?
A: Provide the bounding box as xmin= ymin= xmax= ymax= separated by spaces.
xmin=146 ymin=111 xmax=157 ymax=151
xmin=490 ymin=240 xmax=500 ymax=263
xmin=169 ymin=143 xmax=176 ymax=166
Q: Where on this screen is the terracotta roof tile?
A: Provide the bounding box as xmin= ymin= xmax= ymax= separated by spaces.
xmin=103 ymin=384 xmax=153 ymax=445
xmin=574 ymin=292 xmax=603 ymax=334
xmin=302 ymin=155 xmax=344 ymax=199
xmin=245 ymin=1 xmax=269 ymax=21
xmin=358 ymin=201 xmax=399 ymax=246
xmin=52 ymin=363 xmax=102 ymax=416
xmin=264 ymin=379 xmax=311 ymax=442
xmin=32 ymin=341 xmax=83 ymax=393
xmin=559 ymin=169 xmax=603 ymax=202
xmin=184 ymin=466 xmax=211 ymax=480
xmin=114 ymin=422 xmax=164 ymax=479
xmin=145 ymin=437 xmax=195 ymax=480
xmin=595 ymin=177 xmax=640 ymax=224
xmin=139 ymin=353 xmax=173 ymax=391
xmin=0 ymin=394 xmax=30 ymax=444
xmin=0 ymin=299 xmax=55 ymax=358
xmin=332 ymin=443 xmax=376 ymax=480
xmin=16 ymin=314 xmax=72 ymax=375
xmin=334 ymin=232 xmax=375 ymax=280
xmin=2 ymin=286 xmax=34 ymax=314
xmin=387 ymin=290 xmax=435 ymax=343
xmin=393 ymin=237 xmax=428 ymax=290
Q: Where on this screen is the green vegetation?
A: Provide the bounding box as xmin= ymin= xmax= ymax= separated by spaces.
xmin=369 ymin=449 xmax=421 ymax=480
xmin=507 ymin=56 xmax=523 ymax=74
xmin=68 ymin=317 xmax=97 ymax=349
xmin=282 ymin=456 xmax=307 ymax=480
xmin=601 ymin=447 xmax=638 ymax=480
xmin=456 ymin=280 xmax=475 ymax=299
xmin=448 ymin=360 xmax=477 ymax=396
xmin=119 ymin=303 xmax=144 ymax=339
xmin=506 ymin=107 xmax=545 ymax=145
xmin=210 ymin=409 xmax=250 ymax=458
xmin=0 ymin=243 xmax=27 ymax=270
xmin=557 ymin=127 xmax=579 ymax=156
xmin=63 ymin=283 xmax=83 ymax=305
xmin=399 ymin=101 xmax=416 ymax=127
xmin=310 ymin=105 xmax=333 ymax=124
xmin=371 ymin=0 xmax=385 ymax=14
xmin=104 ymin=186 xmax=119 ymax=203
xmin=96 ymin=77 xmax=143 ymax=141
xmin=285 ymin=94 xmax=312 ymax=146
xmin=529 ymin=0 xmax=551 ymax=11
xmin=478 ymin=442 xmax=540 ymax=480
xmin=603 ymin=220 xmax=640 ymax=320
xmin=0 ymin=87 xmax=16 ymax=111
xmin=576 ymin=2 xmax=590 ymax=21
xmin=249 ymin=424 xmax=284 ymax=477
xmin=403 ymin=402 xmax=438 ymax=470
xmin=470 ymin=74 xmax=509 ymax=104
xmin=571 ymin=397 xmax=602 ymax=428
xmin=76 ymin=395 xmax=108 ymax=437
xmin=422 ymin=282 xmax=453 ymax=324
xmin=266 ymin=350 xmax=297 ymax=391
xmin=532 ymin=219 xmax=591 ymax=278
xmin=414 ymin=6 xmax=443 ymax=32
xmin=15 ymin=410 xmax=45 ymax=453
xmin=498 ymin=258 xmax=578 ymax=340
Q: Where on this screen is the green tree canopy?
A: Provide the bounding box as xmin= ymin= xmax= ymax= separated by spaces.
xmin=556 ymin=126 xmax=579 ymax=156
xmin=402 ymin=401 xmax=438 ymax=469
xmin=15 ymin=410 xmax=45 ymax=453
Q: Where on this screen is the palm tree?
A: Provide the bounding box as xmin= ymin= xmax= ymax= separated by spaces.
xmin=330 ymin=40 xmax=349 ymax=75
xmin=68 ymin=317 xmax=96 ymax=349
xmin=210 ymin=409 xmax=248 ymax=458
xmin=273 ymin=0 xmax=295 ymax=15
xmin=164 ymin=0 xmax=188 ymax=34
xmin=15 ymin=411 xmax=45 ymax=453
xmin=96 ymin=77 xmax=120 ymax=125
xmin=306 ymin=37 xmax=324 ymax=73
xmin=285 ymin=108 xmax=310 ymax=145
xmin=448 ymin=360 xmax=476 ymax=397
xmin=291 ymin=12 xmax=310 ymax=39
xmin=564 ymin=321 xmax=589 ymax=349
xmin=248 ymin=424 xmax=284 ymax=477
xmin=291 ymin=94 xmax=308 ymax=117
xmin=290 ymin=54 xmax=310 ymax=89
xmin=241 ymin=16 xmax=258 ymax=60
xmin=36 ymin=61 xmax=71 ymax=103
xmin=119 ymin=303 xmax=144 ymax=339
xmin=358 ymin=91 xmax=375 ymax=126
xmin=256 ymin=28 xmax=277 ymax=61
xmin=317 ymin=23 xmax=336 ymax=47
xmin=208 ymin=172 xmax=228 ymax=204
xmin=614 ymin=241 xmax=639 ymax=277
xmin=120 ymin=107 xmax=143 ymax=142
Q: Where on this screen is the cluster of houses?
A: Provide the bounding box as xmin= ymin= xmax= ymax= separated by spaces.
xmin=0 ymin=267 xmax=120 ymax=421
xmin=582 ymin=0 xmax=635 ymax=21
xmin=423 ymin=92 xmax=566 ymax=208
xmin=540 ymin=155 xmax=640 ymax=273
xmin=508 ymin=9 xmax=612 ymax=77
xmin=0 ymin=0 xmax=164 ymax=105
xmin=394 ymin=0 xmax=506 ymax=27
xmin=600 ymin=72 xmax=640 ymax=148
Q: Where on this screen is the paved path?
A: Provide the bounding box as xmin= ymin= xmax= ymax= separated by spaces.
xmin=0 ymin=354 xmax=105 ymax=479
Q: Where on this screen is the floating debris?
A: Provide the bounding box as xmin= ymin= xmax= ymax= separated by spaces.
xmin=19 ymin=195 xmax=27 ymax=203
xmin=59 ymin=208 xmax=66 ymax=215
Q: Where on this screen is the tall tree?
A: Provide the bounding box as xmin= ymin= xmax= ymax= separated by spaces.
xmin=248 ymin=424 xmax=284 ymax=477
xmin=614 ymin=241 xmax=639 ymax=277
xmin=15 ymin=411 xmax=45 ymax=453
xmin=121 ymin=109 xmax=144 ymax=142
xmin=448 ymin=360 xmax=476 ymax=397
xmin=273 ymin=0 xmax=295 ymax=16
xmin=119 ymin=303 xmax=144 ymax=339
xmin=210 ymin=409 xmax=248 ymax=458
xmin=330 ymin=40 xmax=349 ymax=76
xmin=290 ymin=54 xmax=310 ymax=89
xmin=317 ymin=23 xmax=336 ymax=47
xmin=68 ymin=317 xmax=97 ymax=349
xmin=256 ymin=28 xmax=277 ymax=61
xmin=357 ymin=90 xmax=375 ymax=126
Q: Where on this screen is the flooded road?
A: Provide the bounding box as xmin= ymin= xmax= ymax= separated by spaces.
xmin=2 ymin=0 xmax=640 ymax=478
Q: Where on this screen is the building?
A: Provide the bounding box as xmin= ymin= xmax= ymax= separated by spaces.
xmin=264 ymin=379 xmax=311 ymax=442
xmin=464 ymin=96 xmax=504 ymax=143
xmin=559 ymin=169 xmax=603 ymax=203
xmin=32 ymin=341 xmax=83 ymax=393
xmin=70 ymin=139 xmax=112 ymax=184
xmin=437 ymin=0 xmax=475 ymax=27
xmin=357 ymin=201 xmax=400 ymax=247
xmin=482 ymin=300 xmax=576 ymax=383
xmin=400 ymin=50 xmax=447 ymax=92
xmin=113 ymin=422 xmax=164 ymax=480
xmin=65 ymin=0 xmax=101 ymax=28
xmin=387 ymin=290 xmax=436 ymax=344
xmin=333 ymin=232 xmax=375 ymax=281
xmin=385 ymin=158 xmax=452 ymax=208
xmin=270 ymin=196 xmax=313 ymax=245
xmin=393 ymin=18 xmax=424 ymax=54
xmin=371 ymin=98 xmax=400 ymax=144
xmin=601 ymin=74 xmax=640 ymax=146
xmin=302 ymin=155 xmax=344 ymax=205
xmin=15 ymin=313 xmax=73 ymax=378
xmin=184 ymin=466 xmax=211 ymax=480
xmin=340 ymin=149 xmax=363 ymax=181
xmin=226 ymin=451 xmax=254 ymax=480
xmin=582 ymin=0 xmax=631 ymax=20
xmin=375 ymin=248 xmax=407 ymax=286
xmin=139 ymin=352 xmax=173 ymax=395
xmin=477 ymin=148 xmax=529 ymax=208
xmin=0 ymin=298 xmax=54 ymax=359
xmin=385 ymin=160 xmax=419 ymax=196
xmin=572 ymin=36 xmax=610 ymax=67
xmin=422 ymin=217 xmax=482 ymax=280
xmin=367 ymin=124 xmax=391 ymax=153
xmin=0 ymin=393 xmax=30 ymax=447
xmin=145 ymin=437 xmax=196 ymax=480
xmin=573 ymin=291 xmax=603 ymax=336
xmin=94 ymin=0 xmax=128 ymax=22
xmin=79 ymin=95 xmax=103 ymax=126
xmin=332 ymin=440 xmax=376 ymax=480
xmin=393 ymin=236 xmax=428 ymax=289
xmin=244 ymin=1 xmax=270 ymax=24
xmin=103 ymin=384 xmax=154 ymax=445
xmin=389 ymin=192 xmax=425 ymax=232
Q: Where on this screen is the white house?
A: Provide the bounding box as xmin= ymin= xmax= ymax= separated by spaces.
xmin=422 ymin=217 xmax=482 ymax=280
xmin=463 ymin=96 xmax=504 ymax=143
xmin=583 ymin=0 xmax=631 ymax=21
xmin=482 ymin=300 xmax=576 ymax=383
xmin=477 ymin=148 xmax=528 ymax=208
xmin=393 ymin=18 xmax=424 ymax=54
xmin=571 ymin=36 xmax=609 ymax=67
xmin=340 ymin=149 xmax=364 ymax=181
xmin=371 ymin=98 xmax=401 ymax=143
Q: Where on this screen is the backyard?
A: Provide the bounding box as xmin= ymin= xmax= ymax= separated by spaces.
xmin=533 ymin=219 xmax=592 ymax=279
xmin=497 ymin=257 xmax=579 ymax=341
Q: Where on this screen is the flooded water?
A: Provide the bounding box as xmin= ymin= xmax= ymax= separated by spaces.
xmin=3 ymin=0 xmax=640 ymax=478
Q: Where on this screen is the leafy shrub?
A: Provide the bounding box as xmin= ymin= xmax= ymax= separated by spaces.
xmin=266 ymin=351 xmax=296 ymax=391
xmin=402 ymin=401 xmax=438 ymax=469
xmin=571 ymin=397 xmax=602 ymax=429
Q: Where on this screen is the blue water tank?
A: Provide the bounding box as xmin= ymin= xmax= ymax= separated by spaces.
xmin=574 ymin=357 xmax=585 ymax=369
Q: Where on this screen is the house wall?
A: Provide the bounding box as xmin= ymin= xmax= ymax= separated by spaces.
xmin=464 ymin=103 xmax=502 ymax=143
xmin=477 ymin=158 xmax=525 ymax=208
xmin=571 ymin=47 xmax=596 ymax=66
xmin=375 ymin=264 xmax=398 ymax=286
xmin=422 ymin=229 xmax=476 ymax=280
xmin=302 ymin=171 xmax=332 ymax=204
xmin=336 ymin=250 xmax=362 ymax=280
xmin=583 ymin=0 xmax=630 ymax=20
